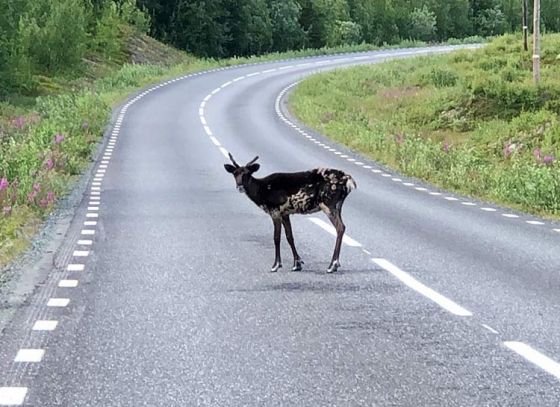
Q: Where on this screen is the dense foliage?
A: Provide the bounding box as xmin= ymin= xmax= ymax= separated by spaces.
xmin=0 ymin=0 xmax=150 ymax=94
xmin=290 ymin=34 xmax=560 ymax=216
xmin=138 ymin=0 xmax=560 ymax=58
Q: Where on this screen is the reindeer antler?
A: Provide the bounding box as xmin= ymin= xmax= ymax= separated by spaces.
xmin=228 ymin=153 xmax=240 ymax=168
xmin=246 ymin=156 xmax=259 ymax=166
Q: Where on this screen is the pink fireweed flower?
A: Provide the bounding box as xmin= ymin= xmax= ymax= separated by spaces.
xmin=39 ymin=198 xmax=49 ymax=208
xmin=3 ymin=206 xmax=11 ymax=216
xmin=11 ymin=116 xmax=25 ymax=129
xmin=54 ymin=134 xmax=65 ymax=144
xmin=0 ymin=178 xmax=8 ymax=191
xmin=27 ymin=190 xmax=37 ymax=202
xmin=47 ymin=191 xmax=55 ymax=203
xmin=45 ymin=159 xmax=54 ymax=170
xmin=543 ymin=155 xmax=556 ymax=165
xmin=533 ymin=148 xmax=542 ymax=161
xmin=33 ymin=183 xmax=41 ymax=192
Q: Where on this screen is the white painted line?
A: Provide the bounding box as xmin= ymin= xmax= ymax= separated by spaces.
xmin=203 ymin=95 xmax=211 ymax=102
xmin=59 ymin=279 xmax=79 ymax=288
xmin=502 ymin=214 xmax=519 ymax=218
xmin=200 ymin=116 xmax=207 ymax=126
xmin=204 ymin=125 xmax=213 ymax=136
xmin=526 ymin=220 xmax=545 ymax=225
xmin=372 ymin=258 xmax=473 ymax=317
xmin=372 ymin=169 xmax=382 ymax=173
xmin=73 ymin=250 xmax=89 ymax=257
xmin=415 ymin=187 xmax=428 ymax=191
xmin=32 ymin=320 xmax=58 ymax=331
xmin=0 ymin=387 xmax=27 ymax=405
xmin=78 ymin=239 xmax=93 ymax=245
xmin=84 ymin=221 xmax=97 ymax=226
xmin=67 ymin=264 xmax=84 ymax=271
xmin=15 ymin=349 xmax=45 ymax=363
xmin=94 ymin=178 xmax=103 ymax=182
xmin=210 ymin=136 xmax=221 ymax=146
xmin=462 ymin=202 xmax=477 ymax=206
xmin=444 ymin=197 xmax=459 ymax=201
xmin=340 ymin=155 xmax=349 ymax=158
xmin=403 ymin=182 xmax=414 ymax=186
xmin=47 ymin=298 xmax=69 ymax=307
xmin=429 ymin=192 xmax=442 ymax=196
xmin=262 ymin=68 xmax=276 ymax=73
xmin=92 ymin=182 xmax=102 ymax=186
xmin=482 ymin=324 xmax=499 ymax=334
xmin=381 ymin=173 xmax=391 ymax=177
xmin=221 ymin=80 xmax=233 ymax=87
xmin=81 ymin=230 xmax=95 ymax=236
xmin=347 ymin=158 xmax=356 ymax=162
xmin=86 ymin=213 xmax=98 ymax=218
xmin=308 ymin=218 xmax=362 ymax=247
xmin=481 ymin=207 xmax=497 ymax=212
xmin=504 ymin=341 xmax=560 ymax=380
xmin=232 ymin=76 xmax=245 ymax=82
xmin=554 ymin=229 xmax=560 ymax=233
xmin=247 ymin=72 xmax=260 ymax=77
xmin=198 ymin=108 xmax=204 ymax=116
xmin=219 ymin=147 xmax=229 ymax=159
xmin=392 ymin=178 xmax=402 ymax=182
xmin=91 ymin=186 xmax=101 ymax=190
xmin=363 ymin=165 xmax=372 ymax=169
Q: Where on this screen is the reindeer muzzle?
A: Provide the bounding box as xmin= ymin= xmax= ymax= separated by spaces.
xmin=237 ymin=185 xmax=245 ymax=193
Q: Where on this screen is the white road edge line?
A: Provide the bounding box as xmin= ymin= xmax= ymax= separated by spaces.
xmin=308 ymin=217 xmax=362 ymax=247
xmin=372 ymin=258 xmax=473 ymax=317
xmin=504 ymin=341 xmax=560 ymax=380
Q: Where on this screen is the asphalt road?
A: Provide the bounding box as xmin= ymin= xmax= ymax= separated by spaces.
xmin=1 ymin=46 xmax=560 ymax=406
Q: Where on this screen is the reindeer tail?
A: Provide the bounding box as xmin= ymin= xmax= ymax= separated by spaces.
xmin=345 ymin=174 xmax=357 ymax=192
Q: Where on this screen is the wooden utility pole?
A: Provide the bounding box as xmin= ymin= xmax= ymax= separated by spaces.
xmin=533 ymin=0 xmax=541 ymax=84
xmin=522 ymin=0 xmax=528 ymax=51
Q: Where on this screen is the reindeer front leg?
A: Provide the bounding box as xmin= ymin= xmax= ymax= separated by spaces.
xmin=282 ymin=215 xmax=304 ymax=271
xmin=271 ymin=217 xmax=282 ymax=272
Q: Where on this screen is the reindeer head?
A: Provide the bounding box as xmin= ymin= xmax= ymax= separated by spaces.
xmin=224 ymin=153 xmax=260 ymax=193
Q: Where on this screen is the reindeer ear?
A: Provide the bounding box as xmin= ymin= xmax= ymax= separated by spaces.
xmin=224 ymin=164 xmax=236 ymax=173
xmin=247 ymin=163 xmax=260 ymax=173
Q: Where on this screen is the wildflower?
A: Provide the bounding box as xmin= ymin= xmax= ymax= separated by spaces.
xmin=0 ymin=178 xmax=8 ymax=191
xmin=33 ymin=183 xmax=41 ymax=192
xmin=443 ymin=142 xmax=451 ymax=154
xmin=543 ymin=155 xmax=556 ymax=165
xmin=2 ymin=206 xmax=11 ymax=216
xmin=45 ymin=159 xmax=54 ymax=170
xmin=47 ymin=191 xmax=55 ymax=203
xmin=27 ymin=190 xmax=37 ymax=202
xmin=39 ymin=198 xmax=49 ymax=208
xmin=54 ymin=134 xmax=65 ymax=144
xmin=533 ymin=148 xmax=542 ymax=162
xmin=11 ymin=116 xmax=25 ymax=129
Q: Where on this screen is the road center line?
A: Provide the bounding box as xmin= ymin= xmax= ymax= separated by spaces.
xmin=308 ymin=217 xmax=362 ymax=247
xmin=504 ymin=341 xmax=560 ymax=380
xmin=372 ymin=258 xmax=473 ymax=317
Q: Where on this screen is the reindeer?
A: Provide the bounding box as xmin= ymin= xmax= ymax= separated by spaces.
xmin=224 ymin=154 xmax=356 ymax=273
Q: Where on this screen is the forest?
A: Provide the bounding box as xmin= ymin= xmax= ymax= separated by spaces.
xmin=139 ymin=0 xmax=560 ymax=57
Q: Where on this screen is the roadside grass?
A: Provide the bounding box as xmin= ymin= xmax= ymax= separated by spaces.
xmin=0 ymin=34 xmax=485 ymax=269
xmin=290 ymin=34 xmax=560 ymax=219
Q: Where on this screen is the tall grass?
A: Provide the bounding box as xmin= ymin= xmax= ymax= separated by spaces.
xmin=290 ymin=34 xmax=560 ymax=218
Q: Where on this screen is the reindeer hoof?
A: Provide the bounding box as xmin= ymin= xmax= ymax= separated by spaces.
xmin=326 ymin=261 xmax=340 ymax=273
xmin=270 ymin=263 xmax=282 ymax=272
xmin=291 ymin=259 xmax=304 ymax=272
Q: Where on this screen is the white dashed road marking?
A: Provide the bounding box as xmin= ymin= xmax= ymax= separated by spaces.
xmin=14 ymin=349 xmax=45 ymax=363
xmin=372 ymin=258 xmax=473 ymax=317
xmin=0 ymin=387 xmax=28 ymax=405
xmin=504 ymin=342 xmax=560 ymax=380
xmin=308 ymin=217 xmax=362 ymax=247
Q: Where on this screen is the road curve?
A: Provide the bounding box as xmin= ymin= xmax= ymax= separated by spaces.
xmin=1 ymin=46 xmax=560 ymax=406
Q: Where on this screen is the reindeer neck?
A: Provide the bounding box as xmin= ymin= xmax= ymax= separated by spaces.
xmin=243 ymin=176 xmax=263 ymax=204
